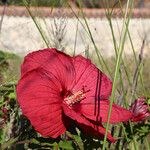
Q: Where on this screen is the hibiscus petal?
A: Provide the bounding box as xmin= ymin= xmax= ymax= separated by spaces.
xmin=72 ymin=55 xmax=112 ymax=99
xmin=21 ymin=48 xmax=75 ymax=89
xmin=17 ymin=69 xmax=66 ymax=138
xmin=75 ymin=99 xmax=132 ymax=124
xmin=62 ymin=103 xmax=116 ymax=142
xmin=78 ymin=123 xmax=116 ymax=143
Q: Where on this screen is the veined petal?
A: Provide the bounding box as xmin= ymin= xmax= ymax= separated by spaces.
xmin=71 ymin=56 xmax=132 ymax=123
xmin=21 ymin=48 xmax=75 ymax=89
xmin=78 ymin=124 xmax=116 ymax=143
xmin=17 ymin=69 xmax=66 ymax=138
xmin=62 ymin=103 xmax=116 ymax=142
xmin=75 ymin=99 xmax=132 ymax=124
xmin=72 ymin=55 xmax=112 ymax=99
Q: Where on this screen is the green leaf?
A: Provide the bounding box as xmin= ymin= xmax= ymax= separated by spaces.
xmin=8 ymin=92 xmax=16 ymax=99
xmin=58 ymin=141 xmax=74 ymax=150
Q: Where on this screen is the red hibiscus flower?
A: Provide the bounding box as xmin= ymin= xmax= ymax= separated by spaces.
xmin=130 ymin=97 xmax=150 ymax=122
xmin=16 ymin=48 xmax=132 ymax=142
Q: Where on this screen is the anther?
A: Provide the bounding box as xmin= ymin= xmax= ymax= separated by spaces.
xmin=63 ymin=86 xmax=90 ymax=107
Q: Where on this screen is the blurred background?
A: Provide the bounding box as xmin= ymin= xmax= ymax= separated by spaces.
xmin=0 ymin=0 xmax=149 ymax=57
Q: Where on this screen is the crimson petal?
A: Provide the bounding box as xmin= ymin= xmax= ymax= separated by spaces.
xmin=71 ymin=55 xmax=132 ymax=123
xmin=17 ymin=69 xmax=66 ymax=138
xmin=76 ymin=99 xmax=132 ymax=123
xmin=72 ymin=55 xmax=112 ymax=99
xmin=21 ymin=48 xmax=75 ymax=90
xmin=62 ymin=103 xmax=116 ymax=142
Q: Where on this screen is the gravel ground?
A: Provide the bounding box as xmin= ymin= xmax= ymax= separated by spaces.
xmin=0 ymin=16 xmax=150 ymax=57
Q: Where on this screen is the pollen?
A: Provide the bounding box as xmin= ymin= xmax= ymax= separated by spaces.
xmin=64 ymin=86 xmax=90 ymax=107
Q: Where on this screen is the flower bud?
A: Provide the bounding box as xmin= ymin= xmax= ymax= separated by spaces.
xmin=130 ymin=97 xmax=150 ymax=122
xmin=2 ymin=107 xmax=8 ymax=114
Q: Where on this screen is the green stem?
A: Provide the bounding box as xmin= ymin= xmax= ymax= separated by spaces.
xmin=23 ymin=0 xmax=49 ymax=48
xmin=102 ymin=0 xmax=134 ymax=149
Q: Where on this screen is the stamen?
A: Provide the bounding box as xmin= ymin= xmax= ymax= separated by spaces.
xmin=64 ymin=86 xmax=90 ymax=107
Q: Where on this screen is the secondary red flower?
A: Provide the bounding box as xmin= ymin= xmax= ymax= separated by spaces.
xmin=130 ymin=97 xmax=150 ymax=122
xmin=16 ymin=48 xmax=132 ymax=142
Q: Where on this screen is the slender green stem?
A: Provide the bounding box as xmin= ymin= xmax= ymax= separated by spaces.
xmin=73 ymin=20 xmax=79 ymax=56
xmin=67 ymin=1 xmax=114 ymax=77
xmin=102 ymin=0 xmax=134 ymax=149
xmin=23 ymin=0 xmax=49 ymax=48
xmin=145 ymin=137 xmax=150 ymax=150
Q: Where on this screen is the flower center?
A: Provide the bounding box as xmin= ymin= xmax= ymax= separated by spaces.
xmin=63 ymin=86 xmax=90 ymax=107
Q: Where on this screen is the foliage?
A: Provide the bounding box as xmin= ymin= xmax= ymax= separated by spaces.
xmin=0 ymin=0 xmax=148 ymax=8
xmin=0 ymin=51 xmax=21 ymax=84
xmin=0 ymin=0 xmax=66 ymax=7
